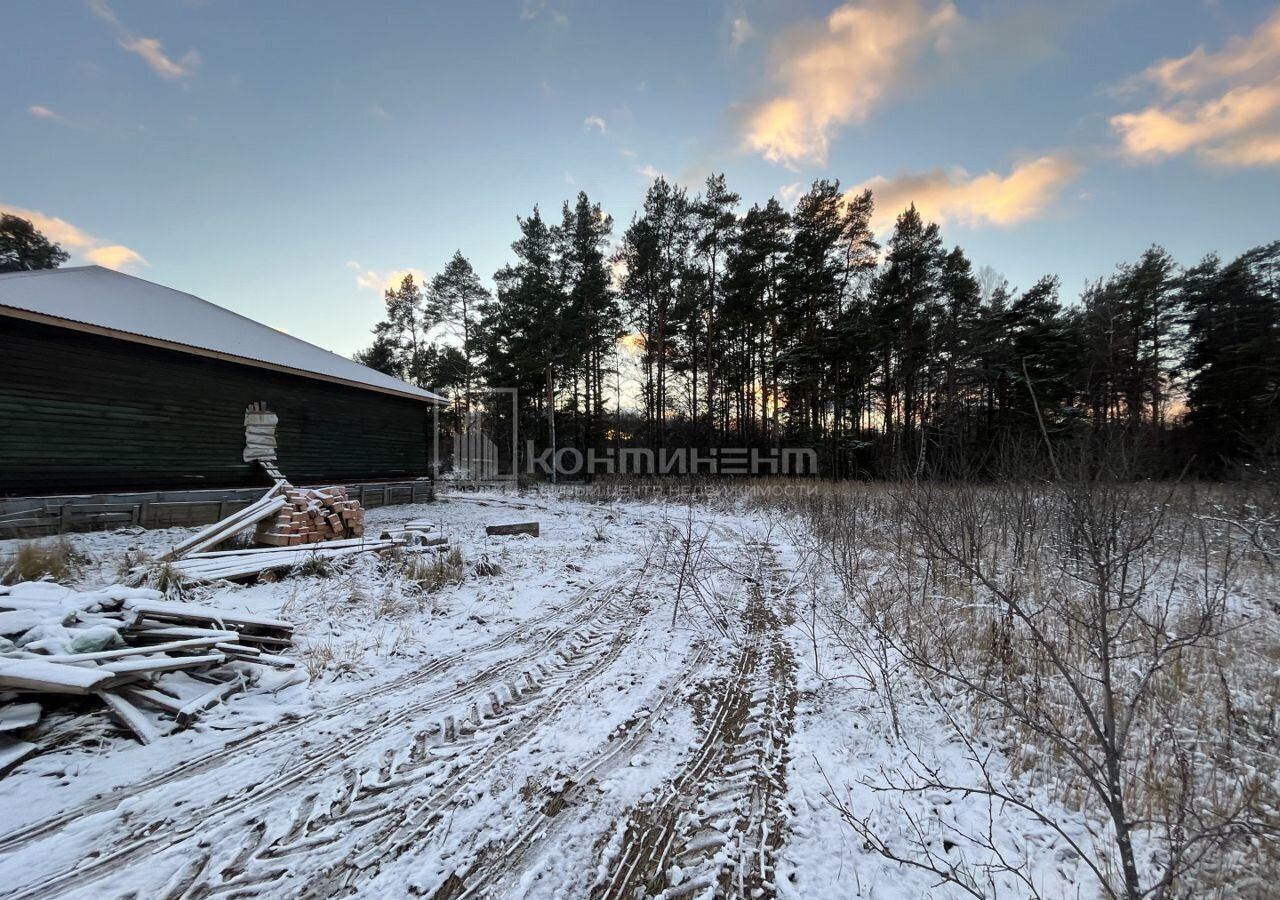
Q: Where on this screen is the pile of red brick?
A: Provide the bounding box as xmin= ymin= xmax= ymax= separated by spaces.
xmin=254 ymin=485 xmax=366 ymax=547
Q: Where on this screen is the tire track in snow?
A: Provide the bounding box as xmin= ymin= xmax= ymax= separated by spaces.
xmin=591 ymin=543 xmax=797 ymax=900
xmin=190 ymin=601 xmax=656 ymax=899
xmin=0 ymin=570 xmax=637 ymax=900
xmin=420 ymin=641 xmax=717 ymax=900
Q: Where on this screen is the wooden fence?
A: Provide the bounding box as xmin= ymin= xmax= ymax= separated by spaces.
xmin=0 ymin=479 xmax=434 ymax=539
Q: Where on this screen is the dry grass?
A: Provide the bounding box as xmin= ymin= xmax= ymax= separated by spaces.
xmin=397 ymin=545 xmax=465 ymax=594
xmin=473 ymin=557 xmax=503 ymax=577
xmin=764 ymin=479 xmax=1279 ymax=900
xmin=298 ymin=638 xmax=366 ymax=680
xmin=1 ymin=538 xmax=89 ymax=585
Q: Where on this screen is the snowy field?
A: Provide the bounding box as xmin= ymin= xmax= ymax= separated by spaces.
xmin=0 ymin=483 xmax=1274 ymax=899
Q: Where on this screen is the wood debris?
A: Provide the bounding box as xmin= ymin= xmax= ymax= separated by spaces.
xmin=485 ymin=522 xmax=540 ymax=537
xmin=144 ymin=463 xmax=401 ymax=585
xmin=0 ymin=582 xmax=297 ymax=772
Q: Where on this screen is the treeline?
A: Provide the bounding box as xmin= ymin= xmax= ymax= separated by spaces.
xmin=357 ymin=177 xmax=1280 ymax=479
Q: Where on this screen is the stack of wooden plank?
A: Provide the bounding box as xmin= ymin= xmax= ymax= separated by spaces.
xmin=148 ymin=464 xmax=397 ymax=584
xmin=162 ymin=484 xmax=287 ymax=559
xmin=0 ymin=583 xmax=297 ymax=766
xmin=169 ymin=536 xmax=403 ymax=582
xmin=255 ymin=485 xmax=365 ymax=547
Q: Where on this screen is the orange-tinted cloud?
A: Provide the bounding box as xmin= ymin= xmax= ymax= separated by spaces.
xmin=1111 ymin=9 xmax=1280 ymax=167
xmin=853 ymin=156 xmax=1081 ymax=233
xmin=743 ymin=0 xmax=961 ymax=167
xmin=347 ymin=261 xmax=428 ymax=295
xmin=0 ymin=203 xmax=147 ymax=271
xmin=27 ymin=105 xmax=60 ymax=121
xmin=86 ymin=245 xmax=147 ymax=270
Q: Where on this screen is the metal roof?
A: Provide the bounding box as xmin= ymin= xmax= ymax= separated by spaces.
xmin=0 ymin=266 xmax=446 ymax=404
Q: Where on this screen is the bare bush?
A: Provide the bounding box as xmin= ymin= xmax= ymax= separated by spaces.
xmin=784 ymin=479 xmax=1278 ymax=899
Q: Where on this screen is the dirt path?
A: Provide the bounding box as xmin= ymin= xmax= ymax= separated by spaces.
xmin=590 ymin=543 xmax=797 ymax=900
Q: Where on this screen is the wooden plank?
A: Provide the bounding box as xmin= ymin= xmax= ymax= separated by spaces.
xmin=226 ymin=650 xmax=294 ymax=669
xmin=121 ymin=598 xmax=294 ymax=634
xmin=171 ymin=540 xmax=401 ymax=583
xmin=118 ymin=686 xmax=185 ymax=716
xmin=485 ymin=522 xmax=540 ymax=537
xmin=100 ymin=653 xmax=225 ymax=675
xmin=97 ymin=691 xmax=162 ymax=744
xmin=163 ymin=494 xmax=287 ymax=560
xmin=0 ymin=735 xmax=38 ymax=775
xmin=215 ymin=642 xmax=260 ymax=657
xmin=176 ymin=678 xmax=245 ymax=727
xmin=0 ymin=658 xmax=116 ymax=694
xmin=185 ymin=536 xmax=380 ymax=559
xmin=126 ymin=625 xmax=240 ymax=642
xmin=44 ymin=636 xmax=229 ymax=664
xmin=0 ymin=703 xmax=42 ymax=732
xmin=0 ymin=610 xmax=45 ymax=636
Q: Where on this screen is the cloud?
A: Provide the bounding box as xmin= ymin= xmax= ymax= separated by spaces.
xmin=852 ymin=155 xmax=1081 ymax=233
xmin=0 ymin=202 xmax=147 ymax=271
xmin=347 ymin=261 xmax=428 ymax=294
xmin=584 ymin=115 xmax=608 ymax=135
xmin=1111 ymin=9 xmax=1280 ymax=167
xmin=610 ymin=259 xmax=630 ymax=290
xmin=519 ymin=0 xmax=567 ymax=25
xmin=28 ymin=105 xmax=61 ymax=121
xmin=86 ymin=244 xmax=147 ymax=270
xmin=88 ymin=0 xmax=200 ymax=80
xmin=743 ymin=0 xmax=961 ymax=167
xmin=730 ymin=17 xmax=754 ymax=50
xmin=777 ymin=182 xmax=804 ymax=206
xmin=638 ymin=164 xmax=664 ymax=180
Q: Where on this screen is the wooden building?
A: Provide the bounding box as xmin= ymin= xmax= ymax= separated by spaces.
xmin=0 ymin=266 xmax=446 ymax=496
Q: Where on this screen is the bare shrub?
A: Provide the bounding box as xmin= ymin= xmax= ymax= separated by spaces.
xmin=785 ymin=478 xmax=1278 ymax=899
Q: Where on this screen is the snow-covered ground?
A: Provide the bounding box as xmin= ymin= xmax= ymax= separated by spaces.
xmin=0 ymin=488 xmax=1104 ymax=899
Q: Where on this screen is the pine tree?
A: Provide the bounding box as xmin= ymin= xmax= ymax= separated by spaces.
xmin=872 ymin=204 xmax=945 ymax=472
xmin=722 ymin=198 xmax=790 ymax=445
xmin=484 ymin=206 xmax=567 ymax=452
xmin=428 ymin=251 xmax=491 ymax=420
xmin=692 ymin=174 xmax=740 ymax=439
xmin=617 ymin=178 xmax=691 ymax=450
xmin=1183 ymin=242 xmax=1280 ymax=469
xmin=559 ymin=192 xmax=619 ymax=459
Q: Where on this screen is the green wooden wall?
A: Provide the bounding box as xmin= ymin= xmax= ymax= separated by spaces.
xmin=1 ymin=317 xmax=436 ymax=495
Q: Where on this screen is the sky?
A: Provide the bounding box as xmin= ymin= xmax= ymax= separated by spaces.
xmin=3 ymin=0 xmax=1278 ymax=359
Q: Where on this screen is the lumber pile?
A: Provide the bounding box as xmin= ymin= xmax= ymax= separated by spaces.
xmin=149 ymin=463 xmax=397 ymax=584
xmin=169 ymin=537 xmax=402 ymax=582
xmin=0 ymin=581 xmax=297 ymax=767
xmin=255 ymin=485 xmax=366 ymax=547
xmin=163 ymin=484 xmax=287 ymax=559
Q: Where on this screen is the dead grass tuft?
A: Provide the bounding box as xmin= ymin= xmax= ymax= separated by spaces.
xmin=2 ymin=538 xmax=89 ymax=585
xmin=397 ymin=546 xmax=465 ymax=594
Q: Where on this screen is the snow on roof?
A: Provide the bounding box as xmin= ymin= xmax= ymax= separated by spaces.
xmin=0 ymin=266 xmax=445 ymax=404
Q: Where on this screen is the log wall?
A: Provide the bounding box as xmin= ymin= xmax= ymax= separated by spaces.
xmin=1 ymin=317 xmax=437 ymax=495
